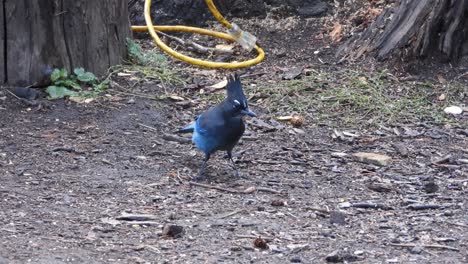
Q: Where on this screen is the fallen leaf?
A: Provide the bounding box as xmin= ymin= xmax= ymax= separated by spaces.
xmin=437 ymin=74 xmax=447 ymax=84
xmin=330 ymin=23 xmax=343 ymax=43
xmin=215 ymin=44 xmax=234 ymax=51
xmin=277 ymin=116 xmax=293 ymax=121
xmin=168 ymin=95 xmax=185 ymax=101
xmin=207 ymin=79 xmax=228 ymax=90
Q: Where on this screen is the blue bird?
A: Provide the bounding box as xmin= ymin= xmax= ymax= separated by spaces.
xmin=178 ymin=74 xmax=256 ymax=180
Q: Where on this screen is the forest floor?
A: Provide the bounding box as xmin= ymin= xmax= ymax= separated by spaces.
xmin=1 ymin=1 xmax=467 ymax=264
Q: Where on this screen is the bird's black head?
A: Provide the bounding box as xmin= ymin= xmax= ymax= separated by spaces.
xmin=224 ymin=74 xmax=256 ymax=118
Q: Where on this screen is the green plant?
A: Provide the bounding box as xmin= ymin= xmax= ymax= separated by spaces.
xmin=121 ymin=38 xmax=183 ymax=87
xmin=46 ymin=68 xmax=109 ymax=100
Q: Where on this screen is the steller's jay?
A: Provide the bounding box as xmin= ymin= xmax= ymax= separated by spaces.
xmin=178 ymin=74 xmax=256 ymax=180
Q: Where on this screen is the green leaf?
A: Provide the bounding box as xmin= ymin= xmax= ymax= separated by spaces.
xmin=46 ymin=86 xmax=79 ymax=100
xmin=74 ymin=68 xmax=97 ymax=83
xmin=73 ymin=67 xmax=85 ymax=76
xmin=51 ymin=68 xmax=68 ymax=82
xmin=55 ymin=79 xmax=81 ymax=90
xmin=93 ymin=80 xmax=109 ymax=93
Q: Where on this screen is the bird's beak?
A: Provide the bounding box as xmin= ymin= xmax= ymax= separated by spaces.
xmin=241 ymin=109 xmax=257 ymax=117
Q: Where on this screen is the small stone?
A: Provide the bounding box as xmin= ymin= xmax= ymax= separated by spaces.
xmin=325 ymin=250 xmax=358 ymax=263
xmin=271 ymin=199 xmax=286 ymax=206
xmin=443 ymin=106 xmax=463 ymax=115
xmin=282 ymin=67 xmax=303 ymax=80
xmin=423 ymin=181 xmax=439 ymax=193
xmin=352 ymin=152 xmax=392 ymax=166
xmin=329 ymin=211 xmax=346 ymax=225
xmin=354 ymin=250 xmax=364 ymax=255
xmin=290 ymin=256 xmax=302 ymax=263
xmin=325 ymin=250 xmax=342 ymax=263
xmin=410 ymin=246 xmax=423 ymax=254
xmin=253 ymin=237 xmax=268 ymax=249
xmin=127 ymin=98 xmax=135 ymax=104
xmin=161 ymin=224 xmax=184 ymax=238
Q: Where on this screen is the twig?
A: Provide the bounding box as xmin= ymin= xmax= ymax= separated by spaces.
xmin=444 ymin=222 xmax=468 ymax=228
xmin=255 ymin=187 xmax=284 ymax=194
xmin=350 ymin=203 xmax=393 ymax=210
xmin=431 ymin=154 xmax=452 ymax=165
xmin=116 ymin=214 xmax=157 ymax=221
xmin=189 ymin=182 xmax=283 ymax=195
xmin=389 ymin=243 xmax=459 ymax=252
xmin=156 ymin=30 xmax=233 ymax=55
xmin=122 ymin=221 xmax=159 ymax=226
xmin=219 ymin=209 xmax=245 ymax=219
xmin=235 ymin=234 xmax=274 ymax=242
xmin=138 ymin=123 xmax=158 ymax=132
xmin=162 ymin=133 xmax=192 ymax=144
xmin=305 ymin=207 xmax=330 ymax=214
xmin=407 ymin=204 xmax=442 ymax=210
xmin=189 ymin=181 xmax=241 ymax=194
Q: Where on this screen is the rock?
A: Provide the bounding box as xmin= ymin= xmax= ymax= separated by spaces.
xmin=410 ymin=246 xmax=423 ymax=254
xmin=329 ymin=211 xmax=346 ymax=225
xmin=325 ymin=250 xmax=342 ymax=263
xmin=423 ymin=181 xmax=439 ymax=193
xmin=253 ymin=237 xmax=269 ymax=249
xmin=443 ymin=106 xmax=463 ymax=115
xmin=282 ymin=67 xmax=303 ymax=80
xmin=352 ymin=152 xmax=392 ymax=166
xmin=161 ymin=224 xmax=184 ymax=238
xmin=290 ymin=256 xmax=302 ymax=263
xmin=367 ymin=182 xmax=393 ymax=193
xmin=271 ymin=199 xmax=286 ymax=206
xmin=325 ymin=250 xmax=359 ymax=263
xmin=287 ymin=243 xmax=309 ymax=253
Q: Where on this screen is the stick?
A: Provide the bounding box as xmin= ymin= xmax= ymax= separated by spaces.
xmin=305 ymin=207 xmax=330 ymax=214
xmin=189 ymin=181 xmax=283 ymax=195
xmin=189 ymin=181 xmax=241 ymax=194
xmin=156 ymin=30 xmax=233 ymax=55
xmin=389 ymin=243 xmax=459 ymax=252
xmin=255 ymin=187 xmax=284 ymax=194
xmin=219 ymin=209 xmax=245 ymax=219
xmin=138 ymin=123 xmax=158 ymax=132
xmin=235 ymin=234 xmax=274 ymax=242
xmin=162 ymin=133 xmax=192 ymax=144
xmin=350 ymin=203 xmax=393 ymax=210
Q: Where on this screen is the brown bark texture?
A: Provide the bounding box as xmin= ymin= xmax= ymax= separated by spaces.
xmin=337 ymin=0 xmax=468 ymax=63
xmin=0 ymin=0 xmax=131 ymax=86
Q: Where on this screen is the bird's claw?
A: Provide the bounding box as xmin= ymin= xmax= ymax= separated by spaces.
xmin=192 ymin=173 xmax=206 ymax=181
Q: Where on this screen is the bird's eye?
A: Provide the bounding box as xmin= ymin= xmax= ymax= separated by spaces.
xmin=233 ymin=100 xmax=241 ymax=109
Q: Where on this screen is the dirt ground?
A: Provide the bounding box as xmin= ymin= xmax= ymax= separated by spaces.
xmin=1 ymin=3 xmax=468 ymax=264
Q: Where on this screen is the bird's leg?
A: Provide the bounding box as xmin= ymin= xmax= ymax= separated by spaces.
xmin=226 ymin=151 xmax=241 ymax=178
xmin=193 ymin=153 xmax=210 ymax=181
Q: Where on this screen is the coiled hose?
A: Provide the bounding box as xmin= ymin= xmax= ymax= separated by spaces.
xmin=131 ymin=0 xmax=265 ymax=69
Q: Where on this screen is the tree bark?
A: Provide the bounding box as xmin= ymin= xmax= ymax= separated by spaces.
xmin=1 ymin=0 xmax=131 ymax=86
xmin=337 ymin=0 xmax=468 ymax=63
xmin=1 ymin=2 xmax=5 ymax=84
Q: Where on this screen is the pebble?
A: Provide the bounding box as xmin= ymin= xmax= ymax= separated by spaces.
xmin=443 ymin=106 xmax=463 ymax=115
xmin=290 ymin=256 xmax=302 ymax=263
xmin=352 ymin=152 xmax=392 ymax=166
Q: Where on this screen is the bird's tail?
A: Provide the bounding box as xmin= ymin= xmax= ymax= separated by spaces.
xmin=176 ymin=123 xmax=195 ymax=133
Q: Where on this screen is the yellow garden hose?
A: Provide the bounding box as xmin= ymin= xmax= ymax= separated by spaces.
xmin=131 ymin=0 xmax=265 ymax=69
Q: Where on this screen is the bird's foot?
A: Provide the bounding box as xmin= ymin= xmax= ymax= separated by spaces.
xmin=191 ymin=173 xmax=206 ymax=182
xmin=233 ymin=170 xmax=248 ymax=180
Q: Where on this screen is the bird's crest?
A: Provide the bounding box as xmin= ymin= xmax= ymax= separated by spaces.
xmin=226 ymin=73 xmax=247 ymax=108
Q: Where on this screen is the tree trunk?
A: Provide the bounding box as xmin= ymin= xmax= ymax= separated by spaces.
xmin=337 ymin=0 xmax=468 ymax=63
xmin=1 ymin=0 xmax=131 ymax=86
